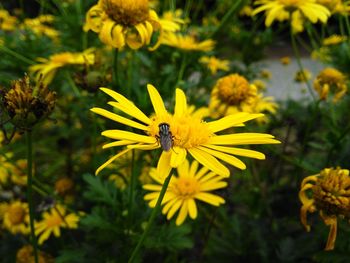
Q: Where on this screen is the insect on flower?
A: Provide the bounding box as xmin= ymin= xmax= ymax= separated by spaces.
xmin=157 ymin=122 xmax=173 ymax=151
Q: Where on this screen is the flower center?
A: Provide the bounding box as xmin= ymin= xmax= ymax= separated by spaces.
xmin=148 ymin=113 xmax=212 ymax=149
xmin=101 ymin=0 xmax=150 ymax=26
xmin=46 ymin=215 xmax=63 ymax=228
xmin=313 ymin=169 xmax=350 ymax=218
xmin=8 ymin=205 xmax=26 ymax=225
xmin=216 ymin=74 xmax=251 ymax=105
xmin=173 ymin=177 xmax=199 ymax=198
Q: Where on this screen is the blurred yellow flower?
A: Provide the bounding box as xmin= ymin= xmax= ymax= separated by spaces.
xmin=91 ymin=84 xmax=280 ymax=178
xmin=317 ymin=0 xmax=350 ymax=14
xmin=322 ymin=34 xmax=347 ymax=45
xmin=29 ymin=48 xmax=95 ymax=85
xmin=280 ymin=56 xmax=291 ymax=65
xmin=260 ymin=69 xmax=272 ymax=80
xmin=54 ymin=177 xmax=74 ymax=196
xmin=0 ymin=9 xmax=18 ymax=31
xmin=162 ymin=32 xmax=215 ymax=52
xmin=16 ymin=245 xmax=54 ymax=263
xmin=199 ymin=56 xmax=230 ymax=75
xmin=144 ymin=160 xmax=226 ymax=225
xmin=294 ymin=69 xmax=312 ymax=83
xmin=2 ymin=200 xmax=30 ymax=235
xmin=299 ymin=167 xmax=350 ymax=250
xmin=84 ymin=0 xmax=162 ymax=50
xmin=35 ymin=204 xmax=80 ymax=245
xmin=253 ymin=0 xmax=330 ymax=33
xmin=159 ymin=9 xmax=187 ymax=32
xmin=209 ymin=74 xmax=278 ymax=123
xmin=239 ymin=5 xmax=254 ymax=17
xmin=314 ymin=67 xmax=347 ymax=103
xmin=20 ymin=15 xmax=59 ymax=41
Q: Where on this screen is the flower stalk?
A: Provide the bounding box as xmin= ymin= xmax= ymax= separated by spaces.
xmin=26 ymin=130 xmax=39 ymax=263
xmin=128 ymin=173 xmax=173 ymax=263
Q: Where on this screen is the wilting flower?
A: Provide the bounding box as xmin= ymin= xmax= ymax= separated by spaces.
xmin=209 ymin=74 xmax=278 ymax=123
xmin=29 ymin=48 xmax=95 ymax=85
xmin=294 ymin=69 xmax=312 ymax=83
xmin=91 ymin=84 xmax=280 ymax=178
xmin=35 ymin=204 xmax=80 ymax=244
xmin=144 ymin=160 xmax=226 ymax=225
xmin=162 ymin=32 xmax=215 ymax=51
xmin=199 ymin=56 xmax=230 ymax=75
xmin=253 ymin=0 xmax=331 ymax=33
xmin=1 ymin=201 xmax=30 ymax=235
xmin=20 ymin=15 xmax=59 ymax=41
xmin=313 ymin=67 xmax=347 ymax=103
xmin=1 ymin=75 xmax=56 ymax=130
xmin=84 ymin=0 xmax=163 ymax=50
xmin=16 ymin=245 xmax=54 ymax=263
xmin=0 ymin=9 xmax=18 ymax=31
xmin=322 ymin=34 xmax=347 ymax=45
xmin=299 ymin=167 xmax=350 ymax=250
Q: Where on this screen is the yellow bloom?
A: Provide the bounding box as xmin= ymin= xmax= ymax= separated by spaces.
xmin=299 ymin=167 xmax=350 ymax=250
xmin=161 ymin=32 xmax=215 ymax=52
xmin=294 ymin=69 xmax=312 ymax=83
xmin=20 ymin=15 xmax=59 ymax=41
xmin=317 ymin=0 xmax=350 ymax=14
xmin=280 ymin=56 xmax=291 ymax=65
xmin=84 ymin=0 xmax=162 ymax=50
xmin=2 ymin=201 xmax=30 ymax=235
xmin=209 ymin=74 xmax=278 ymax=122
xmin=144 ymin=160 xmax=226 ymax=225
xmin=253 ymin=0 xmax=331 ymax=33
xmin=91 ymin=84 xmax=280 ymax=178
xmin=199 ymin=56 xmax=230 ymax=75
xmin=29 ymin=48 xmax=95 ymax=85
xmin=159 ymin=9 xmax=187 ymax=32
xmin=239 ymin=5 xmax=254 ymax=17
xmin=0 ymin=9 xmax=18 ymax=31
xmin=16 ymin=245 xmax=54 ymax=263
xmin=35 ymin=204 xmax=80 ymax=245
xmin=322 ymin=34 xmax=347 ymax=45
xmin=313 ymin=67 xmax=347 ymax=103
xmin=54 ymin=177 xmax=74 ymax=196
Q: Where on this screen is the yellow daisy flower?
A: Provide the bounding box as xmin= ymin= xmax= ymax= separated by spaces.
xmin=294 ymin=69 xmax=312 ymax=83
xmin=29 ymin=48 xmax=95 ymax=85
xmin=199 ymin=56 xmax=230 ymax=75
xmin=322 ymin=34 xmax=347 ymax=46
xmin=91 ymin=84 xmax=280 ymax=178
xmin=16 ymin=245 xmax=54 ymax=263
xmin=161 ymin=32 xmax=215 ymax=52
xmin=143 ymin=159 xmax=226 ymax=225
xmin=299 ymin=167 xmax=350 ymax=250
xmin=20 ymin=15 xmax=59 ymax=41
xmin=2 ymin=200 xmax=30 ymax=235
xmin=35 ymin=204 xmax=80 ymax=245
xmin=159 ymin=9 xmax=187 ymax=32
xmin=84 ymin=0 xmax=162 ymax=50
xmin=313 ymin=67 xmax=347 ymax=103
xmin=280 ymin=56 xmax=291 ymax=65
xmin=317 ymin=0 xmax=350 ymax=14
xmin=253 ymin=0 xmax=331 ymax=33
xmin=0 ymin=9 xmax=18 ymax=31
xmin=209 ymin=74 xmax=278 ymax=122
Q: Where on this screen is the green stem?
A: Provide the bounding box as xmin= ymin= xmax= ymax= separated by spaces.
xmin=127 ymin=150 xmax=136 ymax=228
xmin=344 ymin=15 xmax=350 ymax=36
xmin=128 ymin=173 xmax=173 ymax=263
xmin=175 ymin=54 xmax=187 ymax=89
xmin=65 ymin=71 xmax=81 ymax=97
xmin=26 ymin=131 xmax=39 ymax=263
xmin=290 ymin=31 xmax=316 ymax=101
xmin=113 ymin=49 xmax=119 ymax=88
xmin=209 ymin=0 xmax=242 ymax=38
xmin=0 ymin=46 xmax=35 ymax=65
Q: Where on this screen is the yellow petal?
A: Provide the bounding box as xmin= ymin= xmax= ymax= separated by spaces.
xmin=174 ymin=88 xmax=187 ymax=117
xmin=200 ymin=181 xmax=228 ymax=191
xmin=143 ymin=185 xmax=162 ymax=191
xmin=95 ymin=148 xmax=131 ymax=175
xmin=176 ymin=200 xmax=188 ymax=225
xmin=202 ymin=144 xmax=265 ymax=160
xmin=127 ymin=144 xmax=159 ymax=150
xmin=209 ymin=133 xmax=280 ymax=145
xmin=102 ymin=140 xmax=135 ymax=149
xmin=162 ymin=197 xmax=178 ymax=214
xmin=170 ymin=147 xmax=187 ymax=167
xmin=187 ymin=199 xmax=197 ymax=219
xmin=195 ymin=192 xmax=225 ymax=206
xmin=188 ymin=148 xmax=230 ymax=177
xmin=167 ymin=199 xmax=182 ymax=220
xmin=207 ymin=113 xmax=264 ymax=132
xmin=102 ymin=130 xmax=155 ymax=144
xmin=198 ymin=146 xmax=246 ymax=170
xmin=91 ymin=108 xmax=148 ymax=130
xmin=157 ymin=151 xmax=172 ymax=178
xmin=147 ymin=84 xmax=167 ymax=117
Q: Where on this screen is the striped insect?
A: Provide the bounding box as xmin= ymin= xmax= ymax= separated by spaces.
xmin=156 ymin=122 xmax=174 ymax=151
